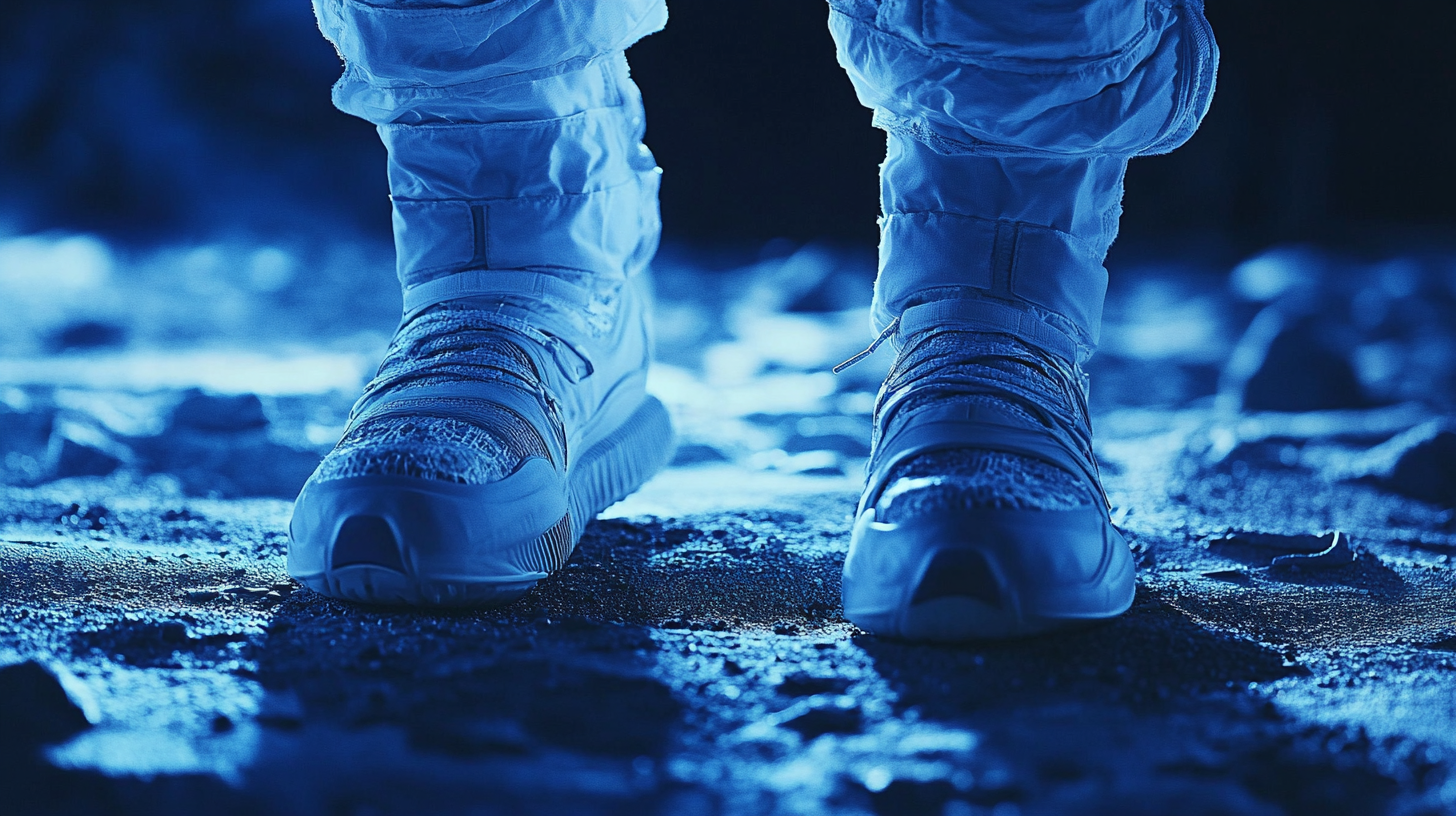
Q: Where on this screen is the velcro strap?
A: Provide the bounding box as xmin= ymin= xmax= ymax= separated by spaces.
xmin=898 ymin=298 xmax=1081 ymax=366
xmin=402 ymin=270 xmax=595 ymax=322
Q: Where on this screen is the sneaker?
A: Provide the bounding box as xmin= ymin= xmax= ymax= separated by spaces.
xmin=841 ymin=299 xmax=1134 ymax=640
xmin=288 ymin=271 xmax=673 ymax=606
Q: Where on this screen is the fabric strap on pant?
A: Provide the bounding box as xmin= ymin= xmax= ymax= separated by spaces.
xmin=875 ymin=210 xmax=1109 ymax=351
xmin=897 ymin=298 xmax=1082 ymax=366
xmin=835 ymin=296 xmax=1083 ymax=374
xmin=402 ymin=270 xmax=597 ymax=322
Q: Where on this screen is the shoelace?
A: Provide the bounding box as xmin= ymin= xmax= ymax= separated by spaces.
xmin=350 ymin=306 xmax=555 ymax=428
xmin=875 ymin=326 xmax=1107 ymax=506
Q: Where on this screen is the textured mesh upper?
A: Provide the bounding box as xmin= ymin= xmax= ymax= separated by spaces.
xmin=312 ymin=305 xmax=558 ymax=486
xmin=874 ymin=330 xmax=1097 ymax=525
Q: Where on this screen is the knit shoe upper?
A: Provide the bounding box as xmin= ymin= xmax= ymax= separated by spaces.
xmin=872 ymin=330 xmax=1099 ymax=524
xmin=288 ymin=273 xmax=673 ymax=607
xmin=314 ymin=307 xmax=561 ymax=488
xmin=842 ymin=301 xmax=1133 ymax=641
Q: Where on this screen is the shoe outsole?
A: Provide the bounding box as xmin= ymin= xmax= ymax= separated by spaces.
xmin=290 ymin=396 xmax=674 ymax=607
xmin=841 ymin=505 xmax=1135 ymax=642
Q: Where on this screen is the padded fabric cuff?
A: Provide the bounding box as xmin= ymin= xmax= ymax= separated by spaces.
xmin=392 ymin=167 xmax=661 ymax=286
xmin=870 ymin=136 xmax=1127 ymax=351
xmin=874 ymin=213 xmax=1106 ymax=350
xmin=381 ymin=105 xmax=647 ymax=201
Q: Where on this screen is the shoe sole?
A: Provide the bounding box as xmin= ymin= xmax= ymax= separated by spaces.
xmin=288 ymin=396 xmax=673 ymax=607
xmin=841 ymin=505 xmax=1135 ymax=641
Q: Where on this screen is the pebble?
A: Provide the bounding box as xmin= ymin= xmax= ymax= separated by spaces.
xmin=168 ymin=390 xmax=269 ymax=433
xmin=782 ymin=697 xmax=863 ymax=739
xmin=48 ymin=432 xmax=125 ymax=479
xmin=1330 ymin=420 xmax=1456 ymax=507
xmin=777 ymin=671 xmax=853 ymax=697
xmin=256 ymin=690 xmax=305 ymax=729
xmin=1379 ymin=422 xmax=1456 ymax=507
xmin=1234 ymin=312 xmax=1366 ymax=413
xmin=0 ymin=402 xmax=55 ymax=460
xmin=1207 ymin=530 xmax=1355 ymax=571
xmin=0 ymin=660 xmax=97 ymax=747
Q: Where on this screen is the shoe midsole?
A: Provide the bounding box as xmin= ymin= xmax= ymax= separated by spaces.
xmin=288 ymin=395 xmax=672 ymax=585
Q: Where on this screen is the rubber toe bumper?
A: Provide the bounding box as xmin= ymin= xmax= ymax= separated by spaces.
xmin=842 ymin=504 xmax=1134 ymax=641
xmin=288 ymin=397 xmax=673 ymax=607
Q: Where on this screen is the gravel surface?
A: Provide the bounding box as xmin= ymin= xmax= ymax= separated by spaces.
xmin=2 ymin=240 xmax=1455 ymax=815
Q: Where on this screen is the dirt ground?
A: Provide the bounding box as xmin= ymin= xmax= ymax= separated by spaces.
xmin=2 ymin=240 xmax=1455 ymax=815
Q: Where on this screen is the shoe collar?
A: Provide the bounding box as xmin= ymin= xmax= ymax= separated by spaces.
xmin=835 ymin=297 xmax=1086 ymax=375
xmin=400 ymin=270 xmax=600 ymax=382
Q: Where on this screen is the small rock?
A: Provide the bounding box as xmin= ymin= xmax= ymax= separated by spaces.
xmin=1267 ymin=531 xmax=1356 ymax=573
xmin=777 ymin=671 xmax=852 ymax=697
xmin=143 ymin=434 xmax=322 ymax=499
xmin=670 ymin=444 xmax=729 ymax=466
xmin=1357 ymin=421 xmax=1456 ymax=507
xmin=224 ymin=586 xmax=274 ymax=599
xmin=1230 ymin=310 xmax=1366 ymax=413
xmin=257 ymin=690 xmax=305 ymax=729
xmin=867 ymin=779 xmax=959 ymax=815
xmin=1207 ymin=530 xmax=1354 ymax=570
xmin=0 ymin=401 xmax=55 ymax=461
xmin=47 ymin=422 xmax=127 ymax=478
xmin=157 ymin=620 xmax=193 ymax=644
xmin=1422 ymin=635 xmax=1456 ymax=652
xmin=782 ymin=697 xmax=863 ymax=739
xmin=168 ymin=390 xmax=269 ymax=433
xmin=0 ymin=660 xmax=98 ymax=746
xmin=663 ymin=528 xmax=694 ymax=545
xmin=57 ymin=503 xmax=109 ymax=531
xmin=409 ymin=718 xmax=531 ymax=757
xmin=48 ymin=320 xmax=126 ymax=351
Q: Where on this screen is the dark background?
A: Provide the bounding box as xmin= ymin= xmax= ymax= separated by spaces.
xmin=1 ymin=0 xmax=1453 ymax=259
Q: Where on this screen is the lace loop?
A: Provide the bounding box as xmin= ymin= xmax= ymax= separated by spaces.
xmin=873 ymin=327 xmax=1109 ymax=510
xmin=349 ymin=306 xmax=565 ymax=433
xmin=832 ymin=317 xmax=901 ymax=374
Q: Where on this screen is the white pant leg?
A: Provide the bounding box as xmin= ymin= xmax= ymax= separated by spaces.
xmin=313 ymin=0 xmax=668 ymax=291
xmin=828 ymin=0 xmax=1218 ymax=358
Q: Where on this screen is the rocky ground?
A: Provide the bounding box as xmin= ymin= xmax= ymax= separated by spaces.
xmin=2 ymin=237 xmax=1456 ymax=815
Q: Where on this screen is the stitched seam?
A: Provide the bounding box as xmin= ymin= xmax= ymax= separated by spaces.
xmin=391 ymin=174 xmax=645 ymax=207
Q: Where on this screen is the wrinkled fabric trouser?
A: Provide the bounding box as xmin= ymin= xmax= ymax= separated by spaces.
xmin=314 ymin=0 xmax=1217 ymax=362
